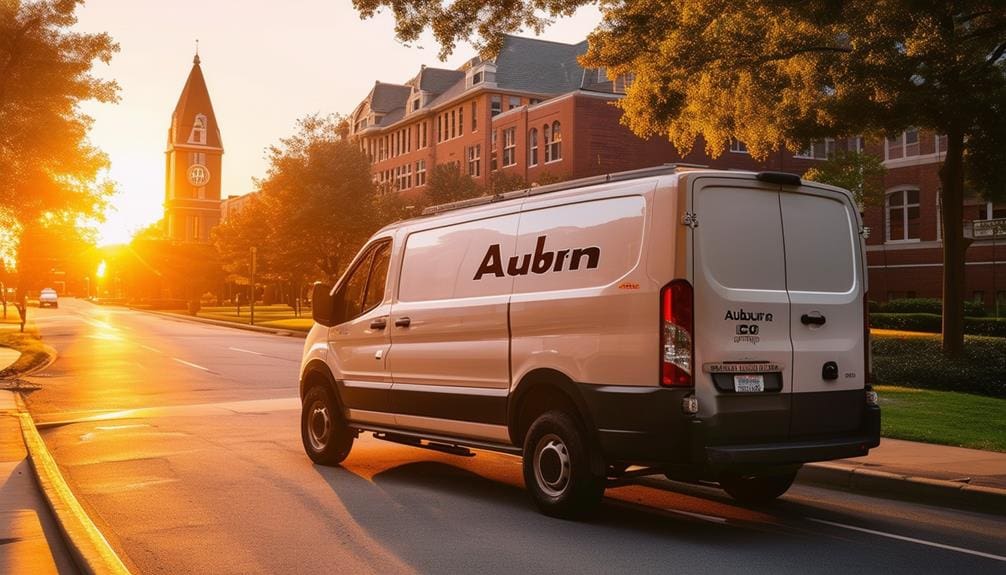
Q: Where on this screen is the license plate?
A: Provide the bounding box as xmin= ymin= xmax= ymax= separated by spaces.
xmin=734 ymin=374 xmax=765 ymax=393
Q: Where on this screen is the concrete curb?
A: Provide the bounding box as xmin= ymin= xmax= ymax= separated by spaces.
xmin=13 ymin=393 xmax=132 ymax=574
xmin=799 ymin=462 xmax=1006 ymax=515
xmin=133 ymin=308 xmax=308 ymax=338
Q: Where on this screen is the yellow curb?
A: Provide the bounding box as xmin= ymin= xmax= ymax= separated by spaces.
xmin=15 ymin=394 xmax=132 ymax=575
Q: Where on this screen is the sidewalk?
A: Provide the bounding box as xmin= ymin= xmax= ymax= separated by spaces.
xmin=0 ymin=391 xmax=76 ymax=574
xmin=800 ymin=438 xmax=1006 ymax=512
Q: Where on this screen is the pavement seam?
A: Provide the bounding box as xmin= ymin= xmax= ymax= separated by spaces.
xmin=13 ymin=392 xmax=133 ymax=575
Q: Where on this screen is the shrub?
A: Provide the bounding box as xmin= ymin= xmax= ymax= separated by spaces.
xmin=872 ymin=333 xmax=1006 ymax=397
xmin=870 ymin=313 xmax=1006 ymax=337
xmin=879 ymin=298 xmax=986 ymax=317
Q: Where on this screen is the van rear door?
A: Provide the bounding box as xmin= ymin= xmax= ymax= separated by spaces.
xmin=779 ymin=186 xmax=866 ymax=437
xmin=690 ymin=177 xmax=793 ymax=443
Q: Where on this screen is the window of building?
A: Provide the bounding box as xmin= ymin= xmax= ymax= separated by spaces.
xmin=491 ymin=95 xmax=502 ymax=116
xmin=473 ymin=70 xmax=483 ymax=85
xmin=796 ymin=138 xmax=835 ymax=159
xmin=436 ymin=115 xmax=442 ymax=143
xmin=508 ymin=96 xmax=521 ymax=110
xmin=491 ymin=130 xmax=498 ymax=171
xmin=416 ymin=160 xmax=426 ymax=186
xmin=471 ymin=101 xmax=477 ymax=131
xmin=529 ymin=98 xmax=541 ymax=105
xmin=467 ymin=144 xmax=481 ymax=177
xmin=886 ymin=129 xmax=921 ymax=160
xmin=420 ymin=122 xmax=427 ymax=148
xmin=886 ymin=188 xmax=921 ymax=242
xmin=729 ymin=139 xmax=748 ymax=154
xmin=547 ymin=121 xmax=562 ymax=162
xmin=935 ymin=134 xmax=948 ymax=154
xmin=187 ymin=114 xmax=207 ymax=145
xmin=191 ymin=215 xmax=201 ymax=240
xmin=973 ymin=291 xmax=985 ymax=305
xmin=412 ymin=97 xmax=421 ymax=112
xmin=529 ymin=128 xmax=538 ymax=166
xmin=450 ymin=110 xmax=456 ymax=139
xmin=457 ymin=106 xmax=463 ymax=134
xmin=543 ymin=124 xmax=552 ymax=163
xmin=503 ymin=128 xmax=516 ymax=167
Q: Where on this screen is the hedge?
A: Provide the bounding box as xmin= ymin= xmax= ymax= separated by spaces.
xmin=870 ymin=298 xmax=987 ymax=317
xmin=872 ymin=333 xmax=1006 ymax=397
xmin=870 ymin=313 xmax=1006 ymax=337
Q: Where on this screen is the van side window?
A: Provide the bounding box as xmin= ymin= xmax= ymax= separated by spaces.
xmin=362 ymin=244 xmax=391 ymax=313
xmin=339 ymin=250 xmax=375 ymax=322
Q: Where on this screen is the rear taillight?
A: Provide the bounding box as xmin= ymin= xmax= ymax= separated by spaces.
xmin=864 ymin=294 xmax=871 ymax=386
xmin=661 ymin=280 xmax=694 ymax=387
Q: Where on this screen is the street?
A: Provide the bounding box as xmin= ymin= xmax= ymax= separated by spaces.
xmin=21 ymin=299 xmax=1006 ymax=574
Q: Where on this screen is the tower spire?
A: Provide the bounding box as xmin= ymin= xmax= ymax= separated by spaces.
xmin=194 ymin=39 xmax=200 ymax=65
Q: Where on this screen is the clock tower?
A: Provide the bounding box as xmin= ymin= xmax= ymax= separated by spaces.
xmin=164 ymin=52 xmax=222 ymax=242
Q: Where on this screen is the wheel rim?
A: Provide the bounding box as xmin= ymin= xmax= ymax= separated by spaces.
xmin=534 ymin=433 xmax=571 ymax=497
xmin=307 ymin=399 xmax=331 ymax=452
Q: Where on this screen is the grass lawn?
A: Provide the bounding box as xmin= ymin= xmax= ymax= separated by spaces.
xmin=194 ymin=305 xmax=312 ymax=331
xmin=875 ymin=385 xmax=1006 ymax=452
xmin=0 ymin=316 xmax=56 ymax=379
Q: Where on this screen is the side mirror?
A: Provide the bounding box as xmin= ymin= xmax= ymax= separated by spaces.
xmin=311 ymin=282 xmax=334 ymax=326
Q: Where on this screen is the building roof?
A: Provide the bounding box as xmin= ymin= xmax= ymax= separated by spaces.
xmin=494 ymin=36 xmax=589 ymax=94
xmin=418 ymin=67 xmax=465 ymax=94
xmin=169 ymin=54 xmax=222 ymax=149
xmin=369 ymin=82 xmax=412 ymax=114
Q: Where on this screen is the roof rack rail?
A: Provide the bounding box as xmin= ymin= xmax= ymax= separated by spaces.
xmin=420 ymin=163 xmax=708 ymax=216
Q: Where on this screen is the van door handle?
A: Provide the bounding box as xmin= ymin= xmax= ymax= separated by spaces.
xmin=394 ymin=316 xmax=411 ymax=328
xmin=801 ymin=313 xmax=826 ymax=326
xmin=370 ymin=318 xmax=387 ymax=330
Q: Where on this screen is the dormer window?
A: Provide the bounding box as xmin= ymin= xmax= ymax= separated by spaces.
xmin=412 ymin=97 xmax=421 ymax=112
xmin=187 ymin=113 xmax=207 ymax=145
xmin=466 ymin=62 xmax=496 ymax=89
xmin=473 ymin=71 xmax=483 ymax=85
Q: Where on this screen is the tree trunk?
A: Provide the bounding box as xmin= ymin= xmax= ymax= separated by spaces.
xmin=940 ymin=130 xmax=970 ymax=358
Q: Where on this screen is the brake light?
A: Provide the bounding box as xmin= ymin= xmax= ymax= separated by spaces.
xmin=661 ymin=280 xmax=694 ymax=387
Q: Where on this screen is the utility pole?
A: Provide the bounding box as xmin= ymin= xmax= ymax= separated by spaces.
xmin=250 ymin=246 xmax=257 ymax=326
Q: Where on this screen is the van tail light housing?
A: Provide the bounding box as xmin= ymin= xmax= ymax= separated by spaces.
xmin=661 ymin=280 xmax=694 ymax=387
xmin=863 ymin=293 xmax=872 ymax=386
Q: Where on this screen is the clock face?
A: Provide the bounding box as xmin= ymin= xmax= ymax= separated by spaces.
xmin=188 ymin=164 xmax=210 ymax=187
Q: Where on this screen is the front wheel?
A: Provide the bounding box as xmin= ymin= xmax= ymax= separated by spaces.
xmin=522 ymin=410 xmax=604 ymax=519
xmin=719 ymin=469 xmax=797 ymax=503
xmin=301 ymin=385 xmax=354 ymax=465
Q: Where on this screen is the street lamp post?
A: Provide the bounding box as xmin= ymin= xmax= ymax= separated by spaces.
xmin=250 ymin=246 xmax=257 ymax=326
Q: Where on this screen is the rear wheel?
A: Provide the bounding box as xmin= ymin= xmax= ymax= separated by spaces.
xmin=719 ymin=469 xmax=797 ymax=503
xmin=301 ymin=385 xmax=354 ymax=465
xmin=522 ymin=410 xmax=604 ymax=519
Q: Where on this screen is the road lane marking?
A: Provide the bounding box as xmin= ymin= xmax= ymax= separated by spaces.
xmin=229 ymin=347 xmax=264 ymax=356
xmin=664 ymin=509 xmax=729 ymax=524
xmin=140 ymin=345 xmax=162 ymax=354
xmin=807 ymin=518 xmax=1006 ymax=562
xmin=172 ymin=358 xmax=213 ymax=372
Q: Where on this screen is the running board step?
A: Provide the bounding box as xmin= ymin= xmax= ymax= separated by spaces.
xmin=374 ymin=432 xmax=476 ymax=457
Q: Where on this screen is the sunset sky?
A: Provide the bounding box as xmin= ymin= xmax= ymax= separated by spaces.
xmin=73 ymin=1 xmax=602 ymax=246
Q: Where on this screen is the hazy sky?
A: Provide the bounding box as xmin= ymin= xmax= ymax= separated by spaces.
xmin=73 ymin=1 xmax=602 ymax=245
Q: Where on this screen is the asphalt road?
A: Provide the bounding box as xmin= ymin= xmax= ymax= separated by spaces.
xmin=22 ymin=299 xmax=1006 ymax=574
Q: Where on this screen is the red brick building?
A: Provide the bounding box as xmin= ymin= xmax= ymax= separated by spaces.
xmin=348 ymin=36 xmax=833 ymax=197
xmin=862 ymin=130 xmax=1006 ymax=313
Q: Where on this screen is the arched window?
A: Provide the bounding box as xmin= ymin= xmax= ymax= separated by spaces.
xmin=885 ymin=188 xmax=920 ymax=242
xmin=543 ymin=124 xmax=552 ymax=163
xmin=528 ymin=128 xmax=538 ymax=166
xmin=187 ymin=113 xmax=207 ymax=145
xmin=549 ymin=121 xmax=562 ymax=162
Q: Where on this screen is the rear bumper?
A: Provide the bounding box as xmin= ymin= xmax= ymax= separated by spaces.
xmin=575 ymin=383 xmax=880 ymax=470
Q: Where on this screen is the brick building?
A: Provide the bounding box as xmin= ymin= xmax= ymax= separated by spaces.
xmin=348 ymin=36 xmax=833 ymax=197
xmin=863 ymin=130 xmax=1006 ymax=313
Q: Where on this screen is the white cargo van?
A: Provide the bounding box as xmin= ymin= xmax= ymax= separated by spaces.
xmin=299 ymin=166 xmax=880 ymax=517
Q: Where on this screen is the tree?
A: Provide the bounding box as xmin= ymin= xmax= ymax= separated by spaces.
xmin=425 ymin=162 xmax=483 ymax=206
xmin=356 ymin=0 xmax=1005 ymax=357
xmin=0 ymin=0 xmax=118 ymax=220
xmin=803 ymin=151 xmax=886 ymax=207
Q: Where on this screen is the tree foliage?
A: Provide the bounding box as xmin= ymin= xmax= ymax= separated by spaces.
xmin=213 ymin=114 xmax=391 ymax=290
xmin=0 ymin=0 xmax=118 ymax=221
xmin=803 ymin=150 xmax=886 ymax=207
xmin=425 ymin=162 xmax=484 ymax=206
xmin=356 ymin=0 xmax=1005 ymax=356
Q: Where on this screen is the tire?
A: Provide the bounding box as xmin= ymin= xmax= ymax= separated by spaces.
xmin=719 ymin=469 xmax=797 ymax=504
xmin=301 ymin=385 xmax=354 ymax=465
xmin=522 ymin=410 xmax=604 ymax=519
